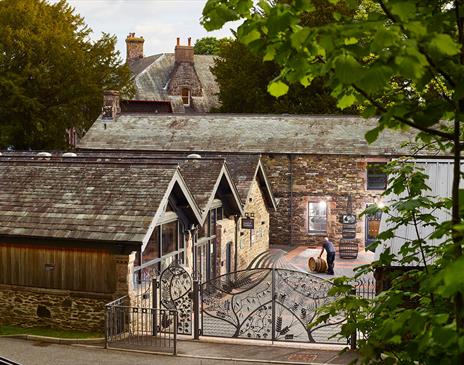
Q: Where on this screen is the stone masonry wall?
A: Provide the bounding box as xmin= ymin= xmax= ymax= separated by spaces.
xmin=0 ymin=253 xmax=133 ymax=333
xmin=0 ymin=285 xmax=111 ymax=332
xmin=262 ymin=154 xmax=387 ymax=251
xmin=168 ymin=63 xmax=202 ymax=97
xmin=216 ymin=217 xmax=236 ymax=276
xmin=238 ymin=180 xmax=270 ymax=269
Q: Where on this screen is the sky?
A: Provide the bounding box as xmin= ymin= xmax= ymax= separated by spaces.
xmin=50 ymin=0 xmax=239 ymax=60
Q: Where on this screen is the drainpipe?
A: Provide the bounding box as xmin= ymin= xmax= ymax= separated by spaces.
xmin=289 ymin=154 xmax=294 ymax=246
xmin=234 ymin=215 xmax=239 ymax=272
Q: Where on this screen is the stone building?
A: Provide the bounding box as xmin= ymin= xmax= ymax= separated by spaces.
xmin=79 ymin=113 xmax=424 ymax=253
xmin=123 ymin=34 xmax=219 ymax=113
xmin=0 ymin=152 xmax=275 ymax=330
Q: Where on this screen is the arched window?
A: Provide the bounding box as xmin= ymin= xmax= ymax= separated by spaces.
xmin=181 ymin=88 xmax=190 ymax=106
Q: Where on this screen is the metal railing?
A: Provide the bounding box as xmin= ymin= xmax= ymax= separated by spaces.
xmin=105 ymin=297 xmax=178 ymax=355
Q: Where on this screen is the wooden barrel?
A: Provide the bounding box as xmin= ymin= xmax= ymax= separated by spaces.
xmin=308 ymin=257 xmax=328 ymax=273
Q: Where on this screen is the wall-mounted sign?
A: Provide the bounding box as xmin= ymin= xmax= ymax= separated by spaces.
xmin=341 ymin=214 xmax=357 ymax=224
xmin=241 ymin=218 xmax=255 ymax=229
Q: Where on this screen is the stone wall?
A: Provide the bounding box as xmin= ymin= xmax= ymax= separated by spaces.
xmin=262 ymin=154 xmax=386 ymax=251
xmin=168 ymin=63 xmax=202 ymax=97
xmin=0 ymin=284 xmax=111 ymax=332
xmin=0 ymin=253 xmax=133 ymax=333
xmin=238 ymin=180 xmax=270 ymax=269
xmin=216 ymin=217 xmax=236 ymax=275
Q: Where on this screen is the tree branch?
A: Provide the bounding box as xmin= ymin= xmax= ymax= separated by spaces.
xmin=352 ymin=84 xmax=454 ymax=140
xmin=378 ymin=0 xmax=456 ymax=88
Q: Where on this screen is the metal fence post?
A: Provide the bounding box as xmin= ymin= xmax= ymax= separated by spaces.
xmin=193 ymin=279 xmax=200 ymax=340
xmin=271 ymin=267 xmax=276 ymax=342
xmin=350 ymin=287 xmax=357 ymax=350
xmin=173 ymin=311 xmax=178 ymax=355
xmin=104 ymin=305 xmax=109 ymax=349
xmin=152 ymin=277 xmax=158 ymax=336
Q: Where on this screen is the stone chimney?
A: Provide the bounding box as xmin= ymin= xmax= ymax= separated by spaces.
xmin=174 ymin=37 xmax=194 ymax=64
xmin=102 ymin=90 xmax=121 ymax=120
xmin=126 ymin=32 xmax=144 ymax=62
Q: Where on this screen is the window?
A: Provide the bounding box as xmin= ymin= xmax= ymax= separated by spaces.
xmin=181 ymin=88 xmax=190 ymax=106
xmin=308 ymin=201 xmax=328 ymax=234
xmin=161 ymin=220 xmax=177 ymax=256
xmin=142 ymin=226 xmax=160 ymax=263
xmin=367 ymin=163 xmax=387 ymax=190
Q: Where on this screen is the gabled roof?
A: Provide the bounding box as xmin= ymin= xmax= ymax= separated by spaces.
xmin=128 ymin=54 xmax=219 ymax=113
xmin=0 ymin=156 xmax=201 ymax=244
xmin=78 ymin=114 xmax=419 ymax=156
xmin=179 ymin=159 xmax=244 ymax=220
xmin=208 ymin=154 xmax=277 ymax=211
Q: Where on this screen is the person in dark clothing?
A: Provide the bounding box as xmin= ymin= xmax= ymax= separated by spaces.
xmin=319 ymin=237 xmax=335 ymax=275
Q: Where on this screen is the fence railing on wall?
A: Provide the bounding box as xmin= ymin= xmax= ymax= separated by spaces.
xmin=105 ymin=297 xmax=177 ymax=355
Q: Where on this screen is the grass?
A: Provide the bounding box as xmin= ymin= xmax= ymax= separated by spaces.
xmin=0 ymin=325 xmax=103 ymax=339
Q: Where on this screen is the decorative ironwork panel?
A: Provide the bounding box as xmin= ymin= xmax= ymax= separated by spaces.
xmin=201 ymin=268 xmax=346 ymax=344
xmin=159 ymin=263 xmax=193 ymax=335
xmin=201 ymin=269 xmax=272 ymax=339
xmin=274 ymin=269 xmax=345 ymax=343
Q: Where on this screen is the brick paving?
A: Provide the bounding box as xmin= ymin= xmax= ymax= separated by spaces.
xmin=271 ymin=245 xmax=375 ymax=278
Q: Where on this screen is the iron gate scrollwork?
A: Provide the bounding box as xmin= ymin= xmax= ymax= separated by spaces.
xmin=159 ymin=262 xmax=193 ymax=335
xmin=201 ymin=268 xmax=345 ymax=344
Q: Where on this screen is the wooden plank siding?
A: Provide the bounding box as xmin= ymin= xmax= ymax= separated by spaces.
xmin=0 ymin=244 xmax=116 ymax=293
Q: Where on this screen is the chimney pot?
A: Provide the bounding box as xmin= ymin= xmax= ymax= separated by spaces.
xmin=126 ymin=33 xmax=144 ymax=62
xmin=174 ymin=37 xmax=194 ymax=64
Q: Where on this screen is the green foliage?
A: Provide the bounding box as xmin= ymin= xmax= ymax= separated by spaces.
xmin=211 ymin=0 xmax=359 ymax=114
xmin=312 ymin=160 xmax=461 ymax=364
xmin=0 ymin=0 xmax=133 ymax=150
xmin=203 ymin=0 xmax=464 ymax=363
xmin=193 ymin=36 xmax=229 ymax=55
xmin=213 ymin=38 xmax=354 ymax=113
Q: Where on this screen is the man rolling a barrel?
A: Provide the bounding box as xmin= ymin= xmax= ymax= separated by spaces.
xmin=319 ymin=237 xmax=335 ymax=275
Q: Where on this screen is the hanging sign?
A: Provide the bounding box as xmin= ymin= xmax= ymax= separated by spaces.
xmin=241 ymin=218 xmax=255 ymax=229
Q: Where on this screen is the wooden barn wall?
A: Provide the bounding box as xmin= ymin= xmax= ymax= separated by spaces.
xmin=0 ymin=244 xmax=116 ymax=293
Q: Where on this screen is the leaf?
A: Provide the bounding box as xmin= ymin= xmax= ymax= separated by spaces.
xmin=240 ymin=29 xmax=261 ymax=45
xmin=337 ymin=94 xmax=357 ymax=110
xmin=365 ymin=126 xmax=381 ymax=144
xmin=359 ymin=65 xmax=393 ymax=94
xmin=429 ymin=34 xmax=460 ymax=56
xmin=334 ymin=54 xmax=362 ymax=84
xmin=268 ymin=80 xmax=289 ymax=97
xmin=333 ymin=12 xmax=341 ymax=21
xmin=344 ymin=37 xmax=358 ymax=45
xmin=263 ymin=46 xmax=276 ymax=61
xmin=390 ymin=2 xmax=416 ymax=21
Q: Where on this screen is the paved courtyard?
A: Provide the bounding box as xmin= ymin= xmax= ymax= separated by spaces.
xmin=0 ymin=337 xmax=358 ymax=365
xmin=280 ymin=245 xmax=375 ymax=278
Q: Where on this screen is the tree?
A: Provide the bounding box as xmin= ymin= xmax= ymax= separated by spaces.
xmin=213 ymin=37 xmax=355 ymax=113
xmin=203 ymin=0 xmax=464 ymax=363
xmin=0 ymin=0 xmax=133 ymax=150
xmin=194 ymin=36 xmax=229 ymax=55
xmin=211 ymin=1 xmax=357 ymax=114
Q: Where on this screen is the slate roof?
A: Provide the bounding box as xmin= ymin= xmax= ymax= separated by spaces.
xmin=178 ymin=159 xmax=225 ymax=212
xmin=0 ymin=159 xmax=182 ymax=243
xmin=129 ymin=54 xmax=219 ymax=112
xmin=79 ymin=114 xmax=419 ymax=156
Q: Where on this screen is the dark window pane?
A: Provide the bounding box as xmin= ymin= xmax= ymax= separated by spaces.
xmin=367 ymin=163 xmax=387 ymax=190
xmin=142 ymin=226 xmax=160 ymax=263
xmin=162 ymin=221 xmax=177 ymax=256
xmin=199 ymin=212 xmax=210 ymax=238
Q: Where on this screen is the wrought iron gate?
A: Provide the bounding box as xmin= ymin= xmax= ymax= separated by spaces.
xmin=127 ymin=262 xmax=348 ymax=345
xmin=200 ymin=268 xmax=345 ymax=344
